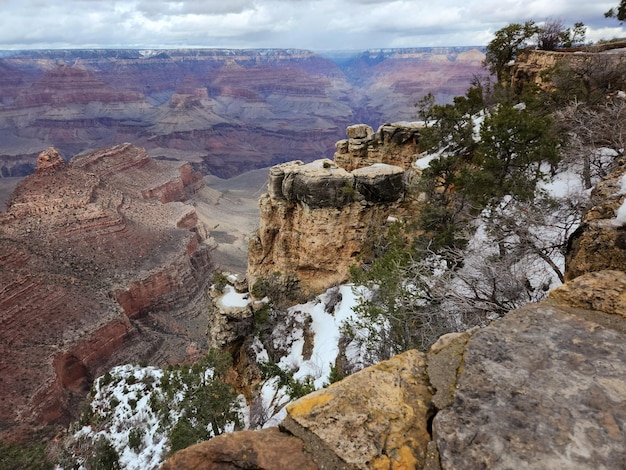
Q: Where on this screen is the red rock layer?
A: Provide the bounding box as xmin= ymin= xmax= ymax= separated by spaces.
xmin=0 ymin=144 xmax=212 ymax=440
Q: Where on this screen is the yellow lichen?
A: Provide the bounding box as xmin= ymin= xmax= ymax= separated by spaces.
xmin=286 ymin=392 xmax=333 ymax=417
xmin=370 ymin=445 xmax=419 ymax=470
xmin=391 ymin=445 xmax=420 ymax=470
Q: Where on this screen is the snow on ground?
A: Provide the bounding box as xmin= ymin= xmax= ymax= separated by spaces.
xmin=281 ymin=285 xmax=363 ymax=389
xmin=612 ymin=172 xmax=626 ymax=226
xmin=219 ymin=285 xmax=252 ymax=308
xmin=65 ymin=362 xmax=247 ymax=470
xmin=70 ymin=365 xmax=170 ymax=470
xmin=252 ymin=284 xmax=368 ymax=427
xmin=540 ymin=168 xmax=587 ymax=199
xmin=413 ymin=151 xmax=441 ymax=170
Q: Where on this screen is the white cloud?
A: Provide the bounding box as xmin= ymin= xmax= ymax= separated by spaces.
xmin=0 ymin=0 xmax=623 ymax=50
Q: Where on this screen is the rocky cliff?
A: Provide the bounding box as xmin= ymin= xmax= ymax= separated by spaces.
xmin=165 ymin=246 xmax=626 ymax=470
xmin=247 ymin=155 xmax=405 ymax=299
xmin=510 ymin=41 xmax=626 ymax=92
xmin=0 ymin=145 xmax=213 ymax=440
xmin=565 ymin=155 xmax=626 ymax=280
xmin=164 ymin=148 xmax=626 ymax=468
xmin=0 ymin=47 xmax=484 ymax=178
xmin=334 ymin=123 xmax=422 ymax=172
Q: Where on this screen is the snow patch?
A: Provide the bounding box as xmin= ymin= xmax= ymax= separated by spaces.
xmin=414 ymin=152 xmax=441 ymax=170
xmin=220 ymin=285 xmax=251 ymax=308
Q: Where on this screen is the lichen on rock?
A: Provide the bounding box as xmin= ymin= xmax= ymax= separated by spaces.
xmin=281 ymin=349 xmax=434 ymax=470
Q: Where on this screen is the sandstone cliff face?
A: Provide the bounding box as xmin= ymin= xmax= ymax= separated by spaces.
xmin=565 ymin=155 xmax=626 ymax=279
xmin=510 ymin=43 xmax=626 ymax=92
xmin=247 ymin=159 xmax=405 ymax=298
xmin=0 ymin=145 xmax=212 ymax=439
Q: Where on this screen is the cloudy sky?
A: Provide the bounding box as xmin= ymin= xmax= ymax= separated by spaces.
xmin=1 ymin=0 xmax=624 ymax=51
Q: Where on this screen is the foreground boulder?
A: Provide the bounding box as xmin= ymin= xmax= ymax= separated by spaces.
xmin=433 ymin=300 xmax=626 ymax=469
xmin=282 ymin=349 xmax=433 ymax=470
xmin=160 ymin=428 xmax=318 ymax=470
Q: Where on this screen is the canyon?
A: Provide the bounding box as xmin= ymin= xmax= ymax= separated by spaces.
xmin=4 ymin=43 xmax=625 ymax=468
xmin=0 ymin=47 xmax=485 ymax=179
xmin=0 ymin=145 xmax=214 ymax=440
xmin=162 ymin=47 xmax=626 ymax=468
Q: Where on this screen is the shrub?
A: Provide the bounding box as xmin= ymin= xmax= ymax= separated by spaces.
xmin=128 ymin=427 xmax=144 ymax=453
xmin=341 ymin=182 xmax=358 ymax=202
xmin=212 ymin=271 xmax=229 ymax=293
xmin=0 ymin=440 xmax=53 ymax=470
xmin=326 ymin=363 xmax=344 ymax=385
xmin=250 ymin=277 xmax=268 ymax=299
xmin=163 ymin=349 xmax=243 ymax=453
xmin=85 ymin=436 xmax=120 ymax=470
xmin=259 ymin=361 xmax=316 ymax=400
xmin=98 ymin=371 xmax=113 ymax=388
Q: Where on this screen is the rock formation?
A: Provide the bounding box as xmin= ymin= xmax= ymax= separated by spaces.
xmin=510 ymin=41 xmax=626 ymax=92
xmin=334 ymin=123 xmax=422 ymax=172
xmin=281 ymin=349 xmax=433 ymax=469
xmin=565 ymin=155 xmax=626 ymax=279
xmin=165 ymin=266 xmax=626 ymax=470
xmin=160 ymin=428 xmax=318 ymax=470
xmin=247 ymin=158 xmax=405 ymax=299
xmin=0 ymin=144 xmax=212 ymax=440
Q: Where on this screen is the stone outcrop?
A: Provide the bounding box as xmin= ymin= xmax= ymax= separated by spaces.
xmin=165 ymin=155 xmax=626 ymax=469
xmin=565 ymin=155 xmax=626 ymax=279
xmin=247 ymin=123 xmax=416 ymax=300
xmin=0 ymin=144 xmax=213 ymax=439
xmin=247 ymin=159 xmax=405 ymax=298
xmin=334 ymin=123 xmax=423 ymax=172
xmin=510 ymin=42 xmax=626 ymax=92
xmin=550 ymin=270 xmax=626 ymax=317
xmin=428 ymin=185 xmax=626 ymax=469
xmin=433 ymin=299 xmax=626 ymax=469
xmin=281 ymin=349 xmax=434 ymax=470
xmin=165 ymin=273 xmax=626 ymax=470
xmin=160 ymin=428 xmax=318 ymax=470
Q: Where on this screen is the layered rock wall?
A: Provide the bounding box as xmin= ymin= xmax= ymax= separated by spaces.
xmin=0 ymin=47 xmax=484 ymax=178
xmin=565 ymin=155 xmax=626 ymax=279
xmin=0 ymin=145 xmax=213 ymax=439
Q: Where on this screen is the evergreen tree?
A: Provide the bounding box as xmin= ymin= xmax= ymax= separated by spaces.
xmin=605 ymin=2 xmax=626 ymax=21
xmin=484 ymin=21 xmax=539 ymax=81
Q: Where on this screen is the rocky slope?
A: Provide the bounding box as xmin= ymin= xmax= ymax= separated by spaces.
xmin=509 ymin=40 xmax=626 ymax=92
xmin=0 ymin=145 xmax=213 ymax=440
xmin=0 ymin=47 xmax=484 ymax=178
